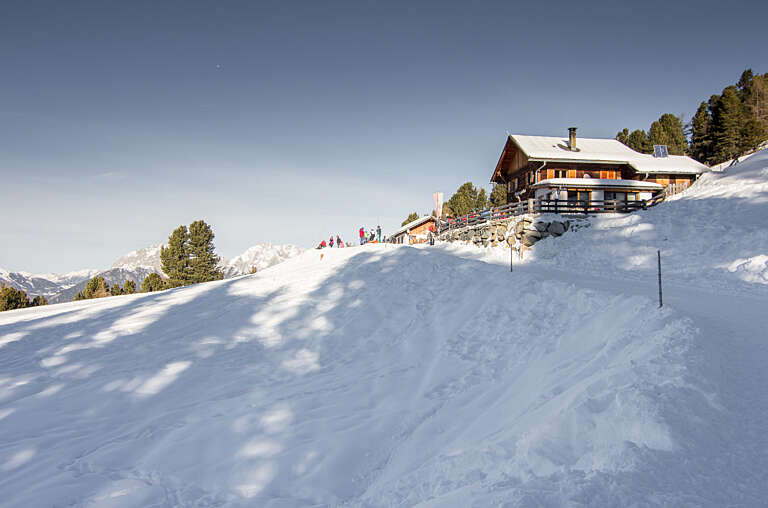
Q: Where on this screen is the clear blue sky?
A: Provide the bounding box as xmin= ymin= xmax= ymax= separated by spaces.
xmin=2 ymin=0 xmax=766 ymax=273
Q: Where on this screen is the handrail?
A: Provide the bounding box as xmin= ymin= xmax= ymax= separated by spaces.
xmin=439 ymin=197 xmax=661 ymax=234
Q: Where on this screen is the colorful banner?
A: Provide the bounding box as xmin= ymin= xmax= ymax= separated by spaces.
xmin=433 ymin=192 xmax=443 ymax=219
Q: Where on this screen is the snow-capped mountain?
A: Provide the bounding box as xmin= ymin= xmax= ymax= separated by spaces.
xmin=110 ymin=245 xmax=163 ymax=272
xmin=1 ymin=243 xmax=304 ymax=303
xmin=0 ymin=267 xmax=100 ymax=299
xmin=48 ymin=267 xmax=160 ymax=304
xmin=221 ymin=243 xmax=304 ymax=278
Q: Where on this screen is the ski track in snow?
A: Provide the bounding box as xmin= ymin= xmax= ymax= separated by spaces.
xmin=0 ymin=151 xmax=767 ymax=507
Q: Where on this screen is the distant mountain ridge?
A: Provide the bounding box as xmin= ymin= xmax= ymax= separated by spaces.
xmin=222 ymin=243 xmax=305 ymax=278
xmin=1 ymin=243 xmax=304 ymax=303
xmin=110 ymin=245 xmax=164 ymax=272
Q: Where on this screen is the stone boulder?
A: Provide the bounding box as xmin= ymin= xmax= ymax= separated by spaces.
xmin=522 ymin=232 xmax=541 ymax=247
xmin=533 ymin=221 xmax=549 ymax=232
xmin=515 ymin=221 xmax=527 ymax=238
xmin=547 ymin=221 xmax=567 ymax=236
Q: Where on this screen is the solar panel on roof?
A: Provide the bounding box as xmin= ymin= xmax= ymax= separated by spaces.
xmin=653 ymin=145 xmax=669 ymax=158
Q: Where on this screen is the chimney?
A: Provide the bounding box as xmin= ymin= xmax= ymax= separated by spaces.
xmin=568 ymin=127 xmax=577 ymax=151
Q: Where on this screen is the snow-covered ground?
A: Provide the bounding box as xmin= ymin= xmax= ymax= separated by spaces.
xmin=0 ymin=152 xmax=767 ymax=506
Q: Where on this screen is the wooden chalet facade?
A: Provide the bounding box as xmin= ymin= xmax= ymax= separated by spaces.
xmin=491 ymin=128 xmax=707 ymax=203
xmin=390 ymin=216 xmax=437 ymax=244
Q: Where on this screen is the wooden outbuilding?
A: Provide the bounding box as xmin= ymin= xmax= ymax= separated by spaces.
xmin=389 ymin=216 xmax=437 ymax=244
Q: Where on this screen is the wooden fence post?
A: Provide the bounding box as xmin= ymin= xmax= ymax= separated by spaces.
xmin=657 ymin=250 xmax=663 ymax=308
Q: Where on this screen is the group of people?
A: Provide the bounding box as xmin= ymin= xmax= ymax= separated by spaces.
xmin=316 ymin=235 xmax=345 ymax=249
xmin=315 ymin=225 xmax=385 ymax=250
xmin=359 ymin=225 xmax=382 ymax=245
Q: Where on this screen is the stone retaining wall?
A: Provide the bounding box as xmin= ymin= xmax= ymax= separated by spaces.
xmin=438 ymin=215 xmax=588 ymax=252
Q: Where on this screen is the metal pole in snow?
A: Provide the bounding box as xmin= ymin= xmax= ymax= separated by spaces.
xmin=510 ymin=244 xmax=514 ymax=272
xmin=657 ymin=250 xmax=663 ymax=308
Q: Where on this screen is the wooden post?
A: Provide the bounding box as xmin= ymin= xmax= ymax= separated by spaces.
xmin=528 ymin=198 xmax=534 ymax=215
xmin=657 ymin=250 xmax=663 ymax=308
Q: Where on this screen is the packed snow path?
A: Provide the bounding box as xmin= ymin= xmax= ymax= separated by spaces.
xmin=1 ymin=151 xmax=768 ymax=507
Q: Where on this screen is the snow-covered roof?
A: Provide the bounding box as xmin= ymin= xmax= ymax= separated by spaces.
xmin=509 ymin=134 xmax=707 ymax=175
xmin=532 ymin=178 xmax=663 ymax=190
xmin=391 ymin=216 xmax=436 ymax=237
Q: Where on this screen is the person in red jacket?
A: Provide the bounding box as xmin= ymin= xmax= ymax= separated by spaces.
xmin=359 ymin=227 xmax=365 ymax=245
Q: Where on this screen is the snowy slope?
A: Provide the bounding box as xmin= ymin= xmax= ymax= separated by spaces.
xmin=1 ymin=153 xmax=767 ymax=506
xmin=0 ymin=247 xmax=696 ymax=506
xmin=527 ymin=149 xmax=768 ymax=290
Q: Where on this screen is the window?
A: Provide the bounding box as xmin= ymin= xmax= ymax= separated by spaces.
xmin=605 ymin=191 xmax=626 ymax=201
xmin=554 ymin=170 xmax=566 ymax=178
xmin=567 ymin=190 xmax=589 ymax=203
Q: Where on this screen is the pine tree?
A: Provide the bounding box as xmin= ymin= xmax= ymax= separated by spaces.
xmin=690 ymin=101 xmax=712 ymax=163
xmin=30 ymin=295 xmax=47 ymax=307
xmin=657 ymin=114 xmax=688 ymax=155
xmin=615 ymin=128 xmax=629 ymax=145
xmin=188 ymin=220 xmax=223 ymax=283
xmin=489 ymin=184 xmax=508 ymax=207
xmin=401 ymin=212 xmax=419 ymax=226
xmin=447 ymin=182 xmax=479 ymax=217
xmin=740 ymin=118 xmax=767 ymax=152
xmin=711 ymin=86 xmax=745 ymax=163
xmin=648 ymin=121 xmax=667 ymax=148
xmin=0 ymin=286 xmax=31 ymax=311
xmin=441 ymin=203 xmax=452 ymax=220
xmin=742 ymin=74 xmax=768 ymax=131
xmin=123 ymin=280 xmax=136 ymax=294
xmin=475 ymin=188 xmax=488 ymax=211
xmin=110 ymin=283 xmax=123 ymax=296
xmin=625 ymin=129 xmax=651 ymax=153
xmin=737 ymin=69 xmax=754 ymax=102
xmin=141 ymin=273 xmax=166 ymax=293
xmin=82 ymin=276 xmax=109 ymax=299
xmin=161 ymin=225 xmax=190 ymax=288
